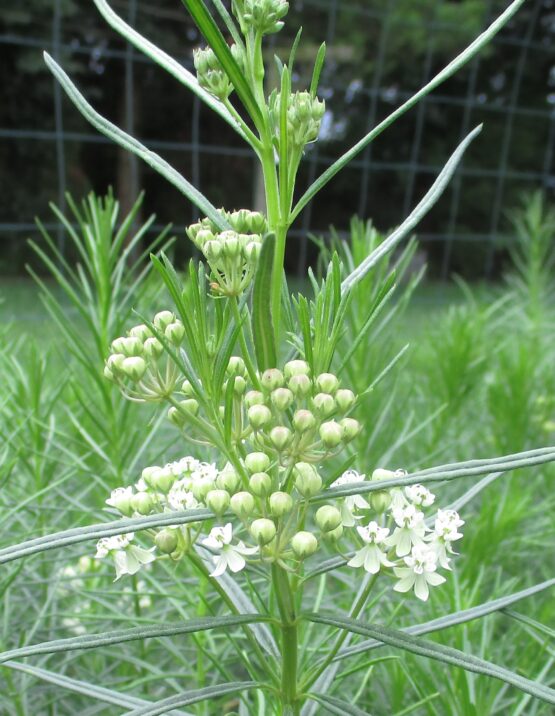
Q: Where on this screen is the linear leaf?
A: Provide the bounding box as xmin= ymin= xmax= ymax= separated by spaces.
xmin=0 ymin=615 xmax=270 ymax=664
xmin=252 ymin=233 xmax=277 ymax=370
xmin=307 ymin=693 xmax=371 ymax=716
xmin=125 ymin=681 xmax=258 ymax=716
xmin=92 ymin=0 xmax=245 ymax=140
xmin=291 ymin=0 xmax=526 ymax=220
xmin=44 ymin=52 xmax=227 ymax=231
xmin=341 ymin=126 xmax=482 ymax=294
xmin=0 ymin=510 xmax=214 ymax=565
xmin=180 ymin=0 xmax=263 ymax=127
xmin=334 ymin=578 xmax=555 ymax=662
xmin=306 ymin=614 xmax=555 ymax=705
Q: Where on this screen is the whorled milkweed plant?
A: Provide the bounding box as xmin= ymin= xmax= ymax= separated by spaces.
xmin=2 ymin=0 xmax=554 ymax=714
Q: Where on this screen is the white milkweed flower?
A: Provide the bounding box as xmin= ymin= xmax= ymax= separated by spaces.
xmin=387 ymin=504 xmax=427 ymax=557
xmin=167 ymin=481 xmax=199 ymax=511
xmin=106 ymin=486 xmax=134 ymax=514
xmin=135 ymin=477 xmax=148 ymax=491
xmin=405 ymin=484 xmax=435 ymax=507
xmin=193 ymin=462 xmax=219 ymax=481
xmin=347 ymin=521 xmax=395 ymax=574
xmin=95 ymin=533 xmax=155 ymax=581
xmin=393 ymin=545 xmax=446 ymax=601
xmin=201 ymin=523 xmax=258 ymax=577
xmin=429 ymin=509 xmax=465 ymax=569
xmin=331 ymin=470 xmax=369 ymax=526
xmin=176 ymin=456 xmax=202 ymax=475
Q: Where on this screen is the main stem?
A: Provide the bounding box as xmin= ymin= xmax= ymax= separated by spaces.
xmin=272 ymin=563 xmax=299 ymax=715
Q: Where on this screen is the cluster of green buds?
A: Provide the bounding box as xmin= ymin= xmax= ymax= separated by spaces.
xmin=98 ymin=457 xmax=464 ymax=602
xmin=193 ymin=44 xmax=243 ymax=101
xmin=186 ymin=209 xmax=267 ymax=296
xmin=104 ymin=311 xmax=185 ymax=401
xmin=234 ymin=0 xmax=289 ymax=35
xmin=271 ymin=90 xmax=326 ymax=149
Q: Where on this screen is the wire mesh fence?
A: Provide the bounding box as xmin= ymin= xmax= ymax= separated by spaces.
xmin=0 ymin=0 xmax=554 ymax=278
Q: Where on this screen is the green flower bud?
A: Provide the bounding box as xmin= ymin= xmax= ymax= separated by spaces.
xmin=288 ymin=373 xmax=312 ymax=397
xmin=192 ymin=477 xmax=214 ymax=501
xmin=244 ymin=241 xmax=261 ymax=263
xmin=116 ymin=336 xmax=144 ymax=357
xmin=129 ymin=324 xmax=152 ymax=341
xmin=153 ymin=311 xmax=175 ymax=330
xmin=315 ymin=505 xmax=342 ymax=532
xmin=249 ymin=472 xmax=271 ymax=497
xmin=291 ymin=530 xmax=318 ymax=558
xmin=319 ymin=420 xmax=343 ymax=448
xmin=261 ymin=368 xmax=285 ymax=391
xmin=271 ymin=387 xmax=294 ymax=411
xmin=371 ymin=468 xmax=396 ymax=482
xmin=315 ymin=373 xmax=339 ymax=394
xmin=103 ymin=365 xmax=115 ymax=382
xmin=250 ymin=518 xmax=276 ymax=545
xmin=335 ymin=388 xmax=356 ymax=412
xmin=245 ymin=390 xmax=266 ymax=408
xmin=269 ymin=491 xmax=293 ymax=517
xmin=232 ymin=376 xmax=247 ymax=395
xmin=143 ymin=337 xmax=164 ymax=359
xmin=204 ymin=239 xmax=222 ymax=261
xmin=269 ymin=426 xmax=293 ymax=450
xmin=242 ymin=0 xmax=289 ymax=35
xmin=141 ymin=466 xmax=161 ymax=488
xmin=294 ymin=462 xmax=322 ymax=497
xmin=312 ymin=392 xmax=336 ymax=418
xmin=106 ymin=353 xmax=125 ymax=372
xmin=228 ymin=209 xmax=267 ymax=234
xmin=370 ymin=491 xmax=392 ymax=514
xmin=221 ymin=231 xmax=241 ymax=259
xmin=182 ymin=380 xmax=195 ymax=397
xmin=227 ymin=356 xmax=246 ymax=377
xmin=108 ymin=488 xmax=133 ymax=515
xmin=165 ymin=321 xmax=185 ymax=345
xmin=248 ymin=404 xmax=272 ymax=429
xmin=195 ymin=228 xmax=215 ymax=247
xmin=205 ymin=489 xmax=230 ymax=515
xmin=168 ymin=400 xmax=200 ymax=427
xmin=120 ymin=356 xmax=147 ymax=382
xmin=150 ymin=467 xmax=175 ymax=494
xmin=230 ymin=491 xmax=256 ymax=518
xmin=216 ymin=464 xmax=241 ymax=493
xmin=293 ymin=409 xmax=317 ymax=433
xmin=286 ymin=91 xmax=326 ymax=146
xmin=245 ymin=452 xmax=271 ymax=473
xmin=155 ymin=528 xmax=179 ymax=554
xmin=341 ymin=417 xmax=361 ymax=442
xmin=131 ymin=491 xmax=154 ymax=515
xmin=284 ymin=360 xmax=310 ymax=379
xmin=323 ymin=524 xmax=343 ymax=543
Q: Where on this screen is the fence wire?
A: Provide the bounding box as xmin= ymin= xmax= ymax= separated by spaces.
xmin=0 ymin=0 xmax=554 ymax=279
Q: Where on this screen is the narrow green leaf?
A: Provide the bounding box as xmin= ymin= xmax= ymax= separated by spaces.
xmin=252 ymin=233 xmax=277 ymax=370
xmin=310 ymin=42 xmax=326 ymax=97
xmin=0 ymin=616 xmax=270 ymax=664
xmin=307 ymin=693 xmax=371 ymax=716
xmin=209 ymin=0 xmax=245 ymax=50
xmin=180 ymin=0 xmax=264 ymax=128
xmin=306 ymin=614 xmax=555 ymax=705
xmin=0 ymin=510 xmax=214 ymax=565
xmin=288 ymin=27 xmax=303 ymax=75
xmin=342 ymin=125 xmax=482 ymax=294
xmin=292 ymin=0 xmax=526 ymax=220
xmin=504 ymin=610 xmax=555 ymax=640
xmin=125 ymin=681 xmax=258 ymax=716
xmin=44 ymin=52 xmax=228 ymax=231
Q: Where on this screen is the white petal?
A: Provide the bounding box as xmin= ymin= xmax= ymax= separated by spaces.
xmin=363 ymin=546 xmax=382 ymax=574
xmin=347 ymin=549 xmax=366 ymax=568
xmin=225 ymin=549 xmax=246 ymax=573
xmin=393 ymin=576 xmax=415 ymax=593
xmin=414 ymin=576 xmax=430 ymax=601
xmin=426 ymin=571 xmax=446 ymax=586
xmin=209 ymin=555 xmax=228 ymax=577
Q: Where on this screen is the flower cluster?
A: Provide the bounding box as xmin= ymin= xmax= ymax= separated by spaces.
xmin=186 ymin=209 xmax=267 ymax=296
xmin=97 ymin=456 xmax=463 ymax=601
xmin=271 ymin=90 xmax=326 ymax=149
xmin=104 ymin=311 xmax=184 ymax=400
xmin=193 ymin=45 xmax=243 ymax=101
xmin=239 ymin=0 xmax=289 ymax=35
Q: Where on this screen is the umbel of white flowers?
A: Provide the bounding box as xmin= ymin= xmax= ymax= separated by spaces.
xmin=98 ymin=459 xmax=464 ymax=602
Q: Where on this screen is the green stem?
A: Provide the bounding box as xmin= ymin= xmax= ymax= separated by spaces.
xmin=272 ymin=563 xmax=299 ymax=715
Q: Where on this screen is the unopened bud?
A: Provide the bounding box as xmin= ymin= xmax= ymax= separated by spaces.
xmin=293 ymin=409 xmax=317 ymax=433
xmin=315 ymin=373 xmax=339 ymax=394
xmin=335 ymin=389 xmax=356 ymax=412
xmin=155 ymin=528 xmax=179 ymax=554
xmin=205 ymin=489 xmax=230 ymax=515
xmin=245 ymin=452 xmax=271 ymax=473
xmin=323 ymin=524 xmax=343 ymax=543
xmin=250 ymin=518 xmax=276 ymax=545
xmin=121 ymin=356 xmax=147 ymax=382
xmin=150 ymin=468 xmax=175 ymax=494
xmin=312 ymin=392 xmax=336 ymax=418
xmin=131 ymin=491 xmax=154 ymax=515
xmin=294 ymin=462 xmax=322 ymax=497
xmin=269 ymin=426 xmax=292 ymax=450
xmin=269 ymin=491 xmax=293 ymax=517
xmin=288 ymin=373 xmax=312 ymax=397
xmin=153 ymin=311 xmax=175 ymax=330
xmin=142 ymin=466 xmax=161 ymax=488
xmin=143 ymin=337 xmax=164 ymax=359
xmin=284 ymin=360 xmax=310 ymax=379
xmin=249 ymin=472 xmax=271 ymax=496
xmin=291 ymin=531 xmax=318 ymax=558
xmin=315 ymin=505 xmax=342 ymax=532
xmin=230 ymin=491 xmax=256 ymax=518
xmin=260 ymin=368 xmax=285 ymax=391
xmin=370 ymin=491 xmax=392 ymax=513
xmin=191 ymin=477 xmax=215 ymax=501
xmin=227 ymin=356 xmax=246 ymax=376
xmin=245 ymin=390 xmax=265 ymax=408
xmin=372 ymin=468 xmax=396 ymax=482
xmin=165 ymin=321 xmax=185 ymax=345
xmin=248 ymin=404 xmax=272 ymax=429
xmin=232 ymin=376 xmax=247 ymax=395
xmin=271 ymin=388 xmax=294 ymax=411
xmin=319 ymin=421 xmax=343 ymax=448
xmin=116 ymin=336 xmax=143 ymax=357
xmin=216 ymin=464 xmax=241 ymax=493
xmin=341 ymin=418 xmax=361 ymax=442
xmin=181 ymin=380 xmax=195 ymax=397
xmin=129 ymin=324 xmax=152 ymax=341
xmin=107 ymin=488 xmax=133 ymax=515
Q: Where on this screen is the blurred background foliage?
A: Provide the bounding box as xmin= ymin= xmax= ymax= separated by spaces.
xmin=1 ymin=0 xmax=554 ymax=278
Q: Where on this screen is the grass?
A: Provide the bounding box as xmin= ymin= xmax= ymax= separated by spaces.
xmin=1 ymin=199 xmax=554 ymax=714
